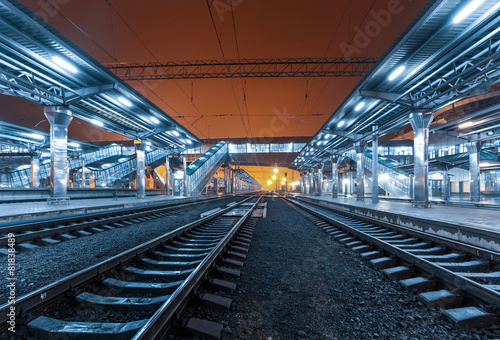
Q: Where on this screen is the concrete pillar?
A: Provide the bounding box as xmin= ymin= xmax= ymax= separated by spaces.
xmin=466 ymin=141 xmax=482 ymax=202
xmin=44 ymin=106 xmax=72 ymax=203
xmin=409 ymin=174 xmax=414 ymax=199
xmin=225 ymin=167 xmax=231 ymax=194
xmin=442 ymin=168 xmax=450 ymax=201
xmin=354 ymin=142 xmax=367 ymax=201
xmin=331 ymin=155 xmax=338 ymax=198
xmin=300 ymin=172 xmax=305 ymax=194
xmin=318 ymin=164 xmax=324 ymax=196
xmin=30 ymin=150 xmax=41 ymax=188
xmin=183 ymin=156 xmax=189 ymax=196
xmin=136 ymin=141 xmax=146 ymax=199
xmin=372 ymin=126 xmax=379 ymax=203
xmin=81 ymin=158 xmax=86 ymax=189
xmin=409 ymin=112 xmax=434 ymax=208
xmin=165 ymin=156 xmax=171 ymax=196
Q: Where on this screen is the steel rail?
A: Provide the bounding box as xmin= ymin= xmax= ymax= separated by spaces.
xmin=0 ymin=195 xmax=256 ymax=329
xmin=287 ymin=198 xmax=500 ymax=309
xmin=133 ymin=198 xmax=259 ymax=339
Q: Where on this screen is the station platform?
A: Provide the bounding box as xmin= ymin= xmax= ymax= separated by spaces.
xmin=295 ymin=195 xmax=500 ymax=253
xmin=0 ymin=195 xmax=212 ymax=223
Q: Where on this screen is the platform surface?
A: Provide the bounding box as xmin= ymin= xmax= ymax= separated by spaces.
xmin=297 ymin=195 xmax=500 ymax=232
xmin=0 ymin=195 xmax=199 ymax=223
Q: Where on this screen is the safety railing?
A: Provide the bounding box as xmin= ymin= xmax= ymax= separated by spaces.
xmin=344 ymin=150 xmax=410 ymax=196
xmin=186 ymin=141 xmax=228 ymax=195
xmin=92 ymin=149 xmax=169 ymax=187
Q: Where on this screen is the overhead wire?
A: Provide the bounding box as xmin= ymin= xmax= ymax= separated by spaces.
xmin=205 ymin=0 xmax=250 ymax=141
xmin=104 ymin=0 xmax=210 ymax=138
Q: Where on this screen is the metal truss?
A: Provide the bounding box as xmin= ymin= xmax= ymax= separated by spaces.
xmin=103 ymin=58 xmax=377 ymax=80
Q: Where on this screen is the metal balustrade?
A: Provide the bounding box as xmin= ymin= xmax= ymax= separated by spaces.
xmin=186 ymin=142 xmax=228 ymax=195
xmin=343 ymin=150 xmax=410 ymax=196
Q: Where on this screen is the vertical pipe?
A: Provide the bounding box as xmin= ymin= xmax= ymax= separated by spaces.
xmin=165 ymin=156 xmax=171 ymax=196
xmin=409 ymin=174 xmax=414 ymax=199
xmin=409 ymin=112 xmax=434 ymax=208
xmin=30 ymin=150 xmax=41 ymax=188
xmin=44 ymin=106 xmax=72 ymax=203
xmin=331 ymin=155 xmax=338 ymax=198
xmin=183 ymin=156 xmax=189 ymax=196
xmin=354 ymin=142 xmax=366 ymax=201
xmin=372 ymin=126 xmax=379 ymax=203
xmin=466 ymin=141 xmax=481 ymax=202
xmin=136 ymin=141 xmax=146 ymax=199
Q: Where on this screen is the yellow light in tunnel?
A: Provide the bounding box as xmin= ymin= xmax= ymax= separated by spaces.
xmin=272 ymin=175 xmax=276 ymax=180
xmin=267 ymin=180 xmax=272 ymax=185
xmin=274 ymin=168 xmax=278 ymax=173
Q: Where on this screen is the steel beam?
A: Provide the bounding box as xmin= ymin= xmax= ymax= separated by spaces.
xmin=372 ymin=126 xmax=379 ymax=203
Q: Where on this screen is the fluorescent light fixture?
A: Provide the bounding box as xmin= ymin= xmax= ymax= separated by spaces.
xmin=388 ymin=65 xmax=405 ymax=81
xmin=355 ymin=102 xmax=365 ymax=111
xmin=170 ymin=130 xmax=180 ymax=137
xmin=458 ymin=121 xmax=473 ymax=129
xmin=150 ymin=117 xmax=160 ymax=124
xmin=337 ymin=120 xmax=345 ymax=128
xmin=453 ymin=0 xmax=485 ymax=24
xmin=30 ymin=133 xmax=45 ymax=140
xmin=118 ymin=96 xmax=132 ymax=107
xmin=90 ymin=119 xmax=104 ymax=127
xmin=185 ymin=139 xmax=193 ymax=145
xmin=68 ymin=142 xmax=80 ymax=147
xmin=146 ymin=141 xmax=152 ymax=145
xmin=324 ymin=134 xmax=332 ymax=139
xmin=52 ymin=56 xmax=78 ymax=73
xmin=486 ymin=131 xmax=494 ymax=136
xmin=479 ymin=162 xmax=490 ymax=167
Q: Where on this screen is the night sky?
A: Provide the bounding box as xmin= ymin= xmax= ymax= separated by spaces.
xmin=3 ymin=0 xmax=427 ymax=142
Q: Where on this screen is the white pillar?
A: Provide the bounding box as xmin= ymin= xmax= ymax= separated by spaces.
xmin=136 ymin=141 xmax=146 ymax=199
xmin=44 ymin=106 xmax=72 ymax=203
xmin=354 ymin=142 xmax=366 ymax=201
xmin=466 ymin=141 xmax=482 ymax=202
xmin=372 ymin=126 xmax=379 ymax=203
xmin=30 ymin=150 xmax=41 ymax=188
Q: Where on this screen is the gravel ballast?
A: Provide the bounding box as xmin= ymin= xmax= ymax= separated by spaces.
xmin=212 ymin=198 xmax=497 ymax=340
xmin=0 ymin=196 xmax=244 ymax=303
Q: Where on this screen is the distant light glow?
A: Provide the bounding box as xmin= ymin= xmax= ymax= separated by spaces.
xmin=272 ymin=175 xmax=277 ymax=180
xmin=337 ymin=120 xmax=345 ymax=128
xmin=118 ymin=96 xmax=132 ymax=107
xmin=30 ymin=133 xmax=45 ymax=140
xmin=150 ymin=117 xmax=160 ymax=124
xmin=267 ymin=180 xmax=272 ymax=185
xmin=171 ymin=130 xmax=180 ymax=137
xmin=68 ymin=142 xmax=80 ymax=147
xmin=324 ymin=134 xmax=332 ymax=139
xmin=185 ymin=139 xmax=193 ymax=145
xmin=486 ymin=131 xmax=494 ymax=136
xmin=52 ymin=56 xmax=78 ymax=73
xmin=389 ymin=65 xmax=405 ymax=81
xmin=453 ymin=0 xmax=485 ymax=24
xmin=355 ymin=102 xmax=365 ymax=111
xmin=274 ymin=168 xmax=279 ymax=173
xmin=91 ymin=119 xmax=104 ymax=127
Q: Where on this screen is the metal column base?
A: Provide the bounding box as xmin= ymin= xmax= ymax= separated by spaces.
xmin=412 ymin=201 xmax=431 ymax=208
xmin=47 ymin=197 xmax=70 ymax=204
xmin=136 ymin=193 xmax=145 ymax=199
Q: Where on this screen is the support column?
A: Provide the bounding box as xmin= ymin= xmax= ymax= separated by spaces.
xmin=44 ymin=106 xmax=72 ymax=203
xmin=354 ymin=142 xmax=366 ymax=201
xmin=409 ymin=174 xmax=414 ymax=199
xmin=30 ymin=150 xmax=41 ymax=188
xmin=307 ymin=170 xmax=312 ymax=195
xmin=225 ymin=167 xmax=231 ymax=194
xmin=165 ymin=156 xmax=171 ymax=196
xmin=300 ymin=172 xmax=304 ymax=194
xmin=291 ymin=170 xmax=295 ymax=192
xmin=466 ymin=141 xmax=482 ymax=202
xmin=136 ymin=141 xmax=146 ymax=199
xmin=409 ymin=112 xmax=434 ymax=208
xmin=331 ymin=155 xmax=338 ymax=198
xmin=318 ymin=164 xmax=324 ymax=196
xmin=372 ymin=126 xmax=379 ymax=203
xmin=232 ymin=169 xmax=237 ymax=195
xmin=183 ymin=156 xmax=189 ymax=196
xmin=442 ymin=168 xmax=450 ymax=201
xmin=80 ymin=158 xmax=86 ymax=189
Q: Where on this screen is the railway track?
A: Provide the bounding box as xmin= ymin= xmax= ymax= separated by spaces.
xmin=286 ymin=197 xmax=500 ymax=330
xmin=1 ymin=196 xmax=260 ymax=339
xmin=0 ymin=196 xmax=226 ymax=254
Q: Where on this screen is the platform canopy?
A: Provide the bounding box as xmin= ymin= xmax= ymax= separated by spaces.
xmin=0 ymin=0 xmax=201 ymax=151
xmin=292 ymin=0 xmax=500 ymax=169
xmin=0 ymin=121 xmax=97 ymax=152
